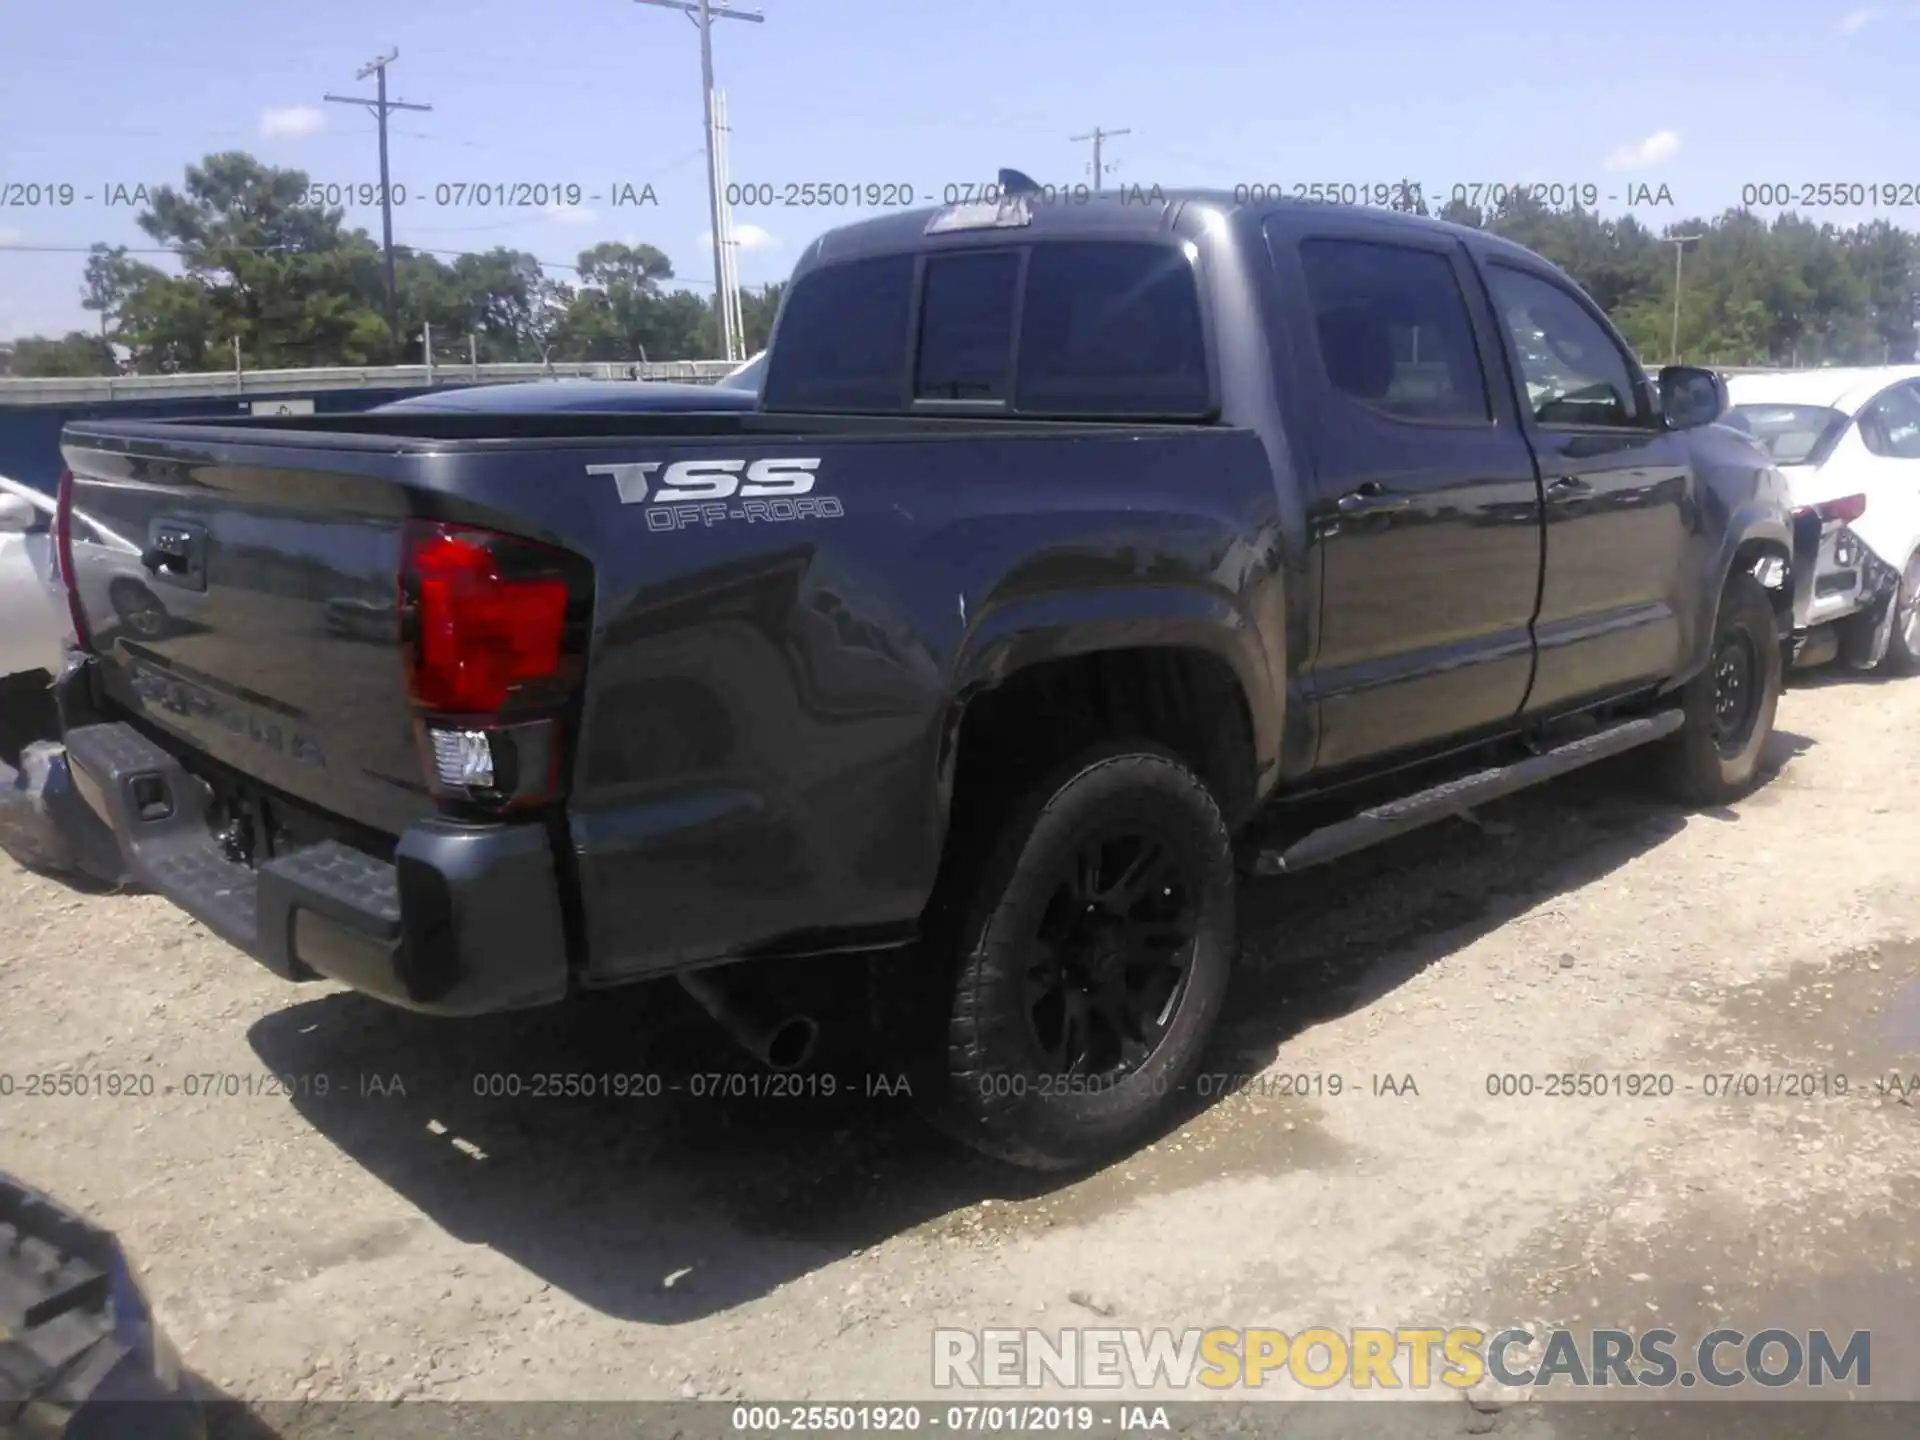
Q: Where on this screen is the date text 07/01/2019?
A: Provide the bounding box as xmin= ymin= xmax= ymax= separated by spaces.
xmin=712 ymin=180 xmax=1680 ymax=211
xmin=0 ymin=181 xmax=665 ymax=210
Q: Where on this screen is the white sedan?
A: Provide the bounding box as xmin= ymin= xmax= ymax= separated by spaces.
xmin=0 ymin=475 xmax=68 ymax=765
xmin=1724 ymin=366 xmax=1920 ymax=673
xmin=0 ymin=476 xmax=65 ymax=683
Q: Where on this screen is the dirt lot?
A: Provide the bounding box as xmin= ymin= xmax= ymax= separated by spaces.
xmin=3 ymin=668 xmax=1919 ymax=1431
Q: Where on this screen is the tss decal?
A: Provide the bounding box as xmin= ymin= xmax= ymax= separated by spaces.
xmin=587 ymin=457 xmax=844 ymax=530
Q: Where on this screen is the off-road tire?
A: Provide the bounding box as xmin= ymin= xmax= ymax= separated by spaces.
xmin=880 ymin=742 xmax=1236 ymax=1171
xmin=1654 ymin=570 xmax=1782 ymax=806
xmin=1883 ymin=553 xmax=1920 ymax=675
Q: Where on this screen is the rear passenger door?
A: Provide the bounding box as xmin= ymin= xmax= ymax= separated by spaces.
xmin=1262 ymin=213 xmax=1544 ymax=771
xmin=1477 ymin=260 xmax=1692 ymax=713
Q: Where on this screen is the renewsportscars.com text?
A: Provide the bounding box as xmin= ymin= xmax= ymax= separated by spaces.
xmin=932 ymin=1326 xmax=1870 ymax=1391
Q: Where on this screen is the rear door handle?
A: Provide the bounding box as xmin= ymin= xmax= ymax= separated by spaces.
xmin=1335 ymin=483 xmax=1410 ymax=515
xmin=1547 ymin=475 xmax=1593 ymax=498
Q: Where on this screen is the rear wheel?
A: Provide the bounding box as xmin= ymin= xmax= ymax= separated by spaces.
xmin=895 ymin=743 xmax=1236 ymax=1170
xmin=1883 ymin=553 xmax=1920 ymax=675
xmin=1654 ymin=570 xmax=1782 ymax=805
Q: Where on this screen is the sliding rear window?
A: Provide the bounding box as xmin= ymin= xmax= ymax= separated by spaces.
xmin=763 ymin=240 xmax=1211 ymax=420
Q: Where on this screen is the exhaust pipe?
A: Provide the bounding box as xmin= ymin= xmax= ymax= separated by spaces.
xmin=678 ymin=968 xmax=821 ymax=1073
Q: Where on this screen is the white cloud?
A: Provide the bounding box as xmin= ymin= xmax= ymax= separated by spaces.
xmin=1838 ymin=6 xmax=1879 ymax=32
xmin=1603 ymin=130 xmax=1680 ymax=172
xmin=545 ymin=203 xmax=598 ymax=226
xmin=699 ymin=223 xmax=779 ymax=251
xmin=259 ymin=105 xmax=325 ymax=140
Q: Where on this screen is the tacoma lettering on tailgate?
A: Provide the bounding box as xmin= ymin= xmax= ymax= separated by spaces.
xmin=129 ymin=662 xmax=326 ymax=769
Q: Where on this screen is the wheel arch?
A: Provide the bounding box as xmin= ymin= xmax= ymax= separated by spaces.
xmin=1675 ymin=511 xmax=1794 ymax=691
xmin=940 ymin=640 xmax=1265 ymax=840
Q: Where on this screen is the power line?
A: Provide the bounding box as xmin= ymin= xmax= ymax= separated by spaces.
xmin=325 ymin=49 xmax=432 ymax=351
xmin=1068 ymin=126 xmax=1131 ymax=193
xmin=632 ymin=0 xmax=765 ymax=363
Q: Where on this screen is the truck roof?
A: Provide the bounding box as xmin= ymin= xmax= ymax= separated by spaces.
xmin=800 ymin=187 xmax=1551 ymax=270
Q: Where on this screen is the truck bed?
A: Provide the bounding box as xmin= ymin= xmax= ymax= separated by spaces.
xmin=57 ymin=408 xmax=1274 ymax=989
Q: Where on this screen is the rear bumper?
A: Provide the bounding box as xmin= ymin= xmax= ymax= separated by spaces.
xmin=0 ymin=720 xmax=571 ymax=1016
xmin=1789 ymin=516 xmax=1899 ymax=630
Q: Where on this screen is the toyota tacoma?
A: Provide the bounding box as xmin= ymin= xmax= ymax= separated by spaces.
xmin=1 ymin=176 xmax=1795 ymax=1169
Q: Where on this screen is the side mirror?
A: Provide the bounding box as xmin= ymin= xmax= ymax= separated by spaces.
xmin=1658 ymin=364 xmax=1728 ymax=430
xmin=0 ymin=492 xmax=42 ymax=535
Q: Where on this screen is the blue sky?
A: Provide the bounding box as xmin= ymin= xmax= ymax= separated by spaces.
xmin=3 ymin=0 xmax=1917 ymax=342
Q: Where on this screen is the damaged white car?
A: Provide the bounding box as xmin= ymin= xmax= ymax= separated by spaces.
xmin=1725 ymin=366 xmax=1920 ymax=674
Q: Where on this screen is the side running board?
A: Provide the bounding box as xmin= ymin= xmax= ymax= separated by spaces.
xmin=1249 ymin=710 xmax=1685 ymax=877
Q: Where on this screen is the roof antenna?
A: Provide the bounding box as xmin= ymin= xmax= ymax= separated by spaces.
xmin=998 ymin=168 xmax=1044 ymax=197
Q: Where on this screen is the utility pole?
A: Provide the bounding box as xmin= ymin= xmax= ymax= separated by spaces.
xmin=634 ymin=0 xmax=765 ymax=362
xmin=1069 ymin=126 xmax=1130 ymax=193
xmin=1663 ymin=233 xmax=1703 ymax=364
xmin=326 ymin=50 xmax=432 ymax=354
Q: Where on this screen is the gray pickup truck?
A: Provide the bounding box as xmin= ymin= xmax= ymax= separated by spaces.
xmin=2 ymin=176 xmax=1794 ymax=1169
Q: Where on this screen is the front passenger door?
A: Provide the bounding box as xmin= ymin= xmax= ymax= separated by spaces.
xmin=1481 ymin=262 xmax=1693 ymax=714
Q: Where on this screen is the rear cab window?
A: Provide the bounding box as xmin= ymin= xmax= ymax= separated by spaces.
xmin=762 ymin=253 xmax=916 ymax=412
xmin=763 ymin=239 xmax=1213 ymax=420
xmin=915 ymin=251 xmax=1020 ymax=402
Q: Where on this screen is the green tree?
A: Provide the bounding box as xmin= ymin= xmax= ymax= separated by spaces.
xmin=79 ymin=243 xmax=160 ymax=352
xmin=132 ymin=151 xmax=391 ymax=367
xmin=116 ymin=274 xmax=224 ymax=373
xmin=3 ymin=333 xmax=118 ymax=377
xmin=740 ymin=281 xmax=785 ymax=352
xmin=554 ymin=242 xmax=697 ymax=361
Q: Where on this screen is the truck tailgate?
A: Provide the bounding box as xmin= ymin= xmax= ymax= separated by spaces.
xmin=61 ymin=430 xmax=431 ymax=839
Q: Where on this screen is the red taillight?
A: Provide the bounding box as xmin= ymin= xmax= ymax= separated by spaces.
xmin=52 ymin=468 xmax=91 ymax=651
xmin=400 ymin=520 xmax=588 ymax=813
xmin=408 ymin=529 xmax=568 ymax=712
xmin=1810 ymin=493 xmax=1867 ymax=526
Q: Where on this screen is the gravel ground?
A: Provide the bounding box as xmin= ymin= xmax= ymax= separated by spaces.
xmin=2 ymin=668 xmax=1918 ymax=1431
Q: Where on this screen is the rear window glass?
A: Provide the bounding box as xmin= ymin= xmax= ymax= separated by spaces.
xmin=764 ymin=241 xmax=1210 ymax=419
xmin=915 ymin=251 xmax=1020 ymax=402
xmin=1724 ymin=403 xmax=1850 ymax=465
xmin=1297 ymin=238 xmax=1491 ymax=422
xmin=762 ymin=254 xmax=914 ymax=411
xmin=1014 ymin=243 xmax=1210 ymax=418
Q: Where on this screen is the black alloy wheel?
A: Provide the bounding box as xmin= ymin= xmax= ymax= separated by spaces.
xmin=1020 ymin=829 xmax=1200 ymax=1082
